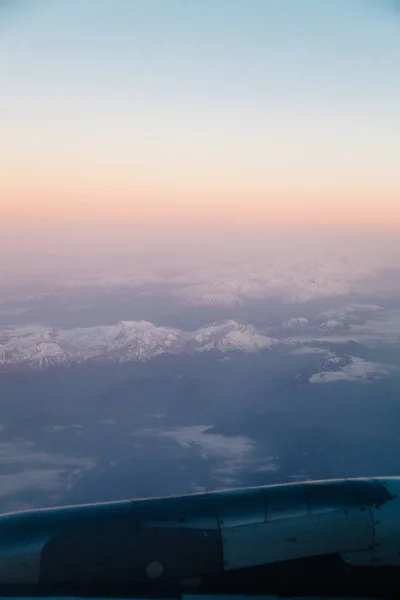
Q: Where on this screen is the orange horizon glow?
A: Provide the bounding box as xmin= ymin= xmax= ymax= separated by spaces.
xmin=2 ymin=0 xmax=400 ymax=239
xmin=2 ymin=189 xmax=400 ymax=229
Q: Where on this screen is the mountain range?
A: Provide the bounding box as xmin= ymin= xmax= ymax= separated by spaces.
xmin=1 ymin=303 xmax=396 ymax=375
xmin=0 ymin=320 xmax=278 ymax=372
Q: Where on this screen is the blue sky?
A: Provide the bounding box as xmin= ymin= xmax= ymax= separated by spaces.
xmin=1 ymin=0 xmax=400 ymax=226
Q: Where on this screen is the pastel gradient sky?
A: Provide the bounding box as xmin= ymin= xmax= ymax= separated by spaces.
xmin=1 ymin=0 xmax=400 ymax=228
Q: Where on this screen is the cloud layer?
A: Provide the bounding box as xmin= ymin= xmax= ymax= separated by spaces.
xmin=138 ymin=425 xmax=278 ymax=488
xmin=309 ymin=357 xmax=393 ymax=384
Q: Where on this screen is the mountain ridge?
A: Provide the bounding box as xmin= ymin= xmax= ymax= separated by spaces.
xmin=0 ymin=320 xmax=278 ymax=372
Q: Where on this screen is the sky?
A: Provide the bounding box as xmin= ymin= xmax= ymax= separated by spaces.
xmin=1 ymin=0 xmax=400 ymax=235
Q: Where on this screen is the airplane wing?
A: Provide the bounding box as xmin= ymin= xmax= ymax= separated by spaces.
xmin=0 ymin=477 xmax=397 ymax=598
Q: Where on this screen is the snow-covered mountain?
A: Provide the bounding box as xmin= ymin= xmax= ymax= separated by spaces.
xmin=193 ymin=321 xmax=276 ymax=352
xmin=282 ymin=317 xmax=309 ymax=330
xmin=315 ymin=304 xmax=383 ymax=332
xmin=0 ymin=320 xmax=278 ymax=372
xmin=315 ymin=304 xmax=383 ymax=324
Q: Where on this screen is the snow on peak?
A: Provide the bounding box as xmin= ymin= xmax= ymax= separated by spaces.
xmin=283 ymin=317 xmax=309 ymax=330
xmin=318 ymin=319 xmax=346 ymax=332
xmin=316 ymin=304 xmax=383 ymax=324
xmin=0 ymin=320 xmax=278 ymax=371
xmin=193 ymin=320 xmax=277 ymax=352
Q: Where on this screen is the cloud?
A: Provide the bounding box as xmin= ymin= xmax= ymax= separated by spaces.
xmin=315 ymin=304 xmax=383 ymax=322
xmin=43 ymin=424 xmax=83 ymax=433
xmin=0 ymin=438 xmax=95 ymax=511
xmin=4 ymin=230 xmax=400 ymax=310
xmin=344 ymin=311 xmax=400 ymax=345
xmin=0 ymin=469 xmax=65 ymax=498
xmin=305 ymin=311 xmax=400 ymax=346
xmin=309 ymin=356 xmax=393 ymax=384
xmin=138 ymin=425 xmax=278 ymax=487
xmin=289 ymin=346 xmax=328 ymax=355
xmin=0 ymin=438 xmax=94 ymax=469
xmin=159 ymin=426 xmax=254 ymax=460
xmin=286 ymin=305 xmax=400 ymax=348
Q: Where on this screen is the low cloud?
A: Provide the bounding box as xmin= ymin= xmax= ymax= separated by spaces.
xmin=309 ymin=356 xmax=393 ymax=384
xmin=142 ymin=425 xmax=279 ymax=488
xmin=311 ymin=309 xmax=400 ymax=346
xmin=0 ymin=469 xmax=65 ymax=499
xmin=0 ymin=438 xmax=94 ymax=469
xmin=286 ymin=307 xmax=400 ymax=348
xmin=0 ymin=438 xmax=95 ymax=511
xmin=159 ymin=425 xmax=254 ymax=460
xmin=289 ymin=346 xmax=329 ymax=355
